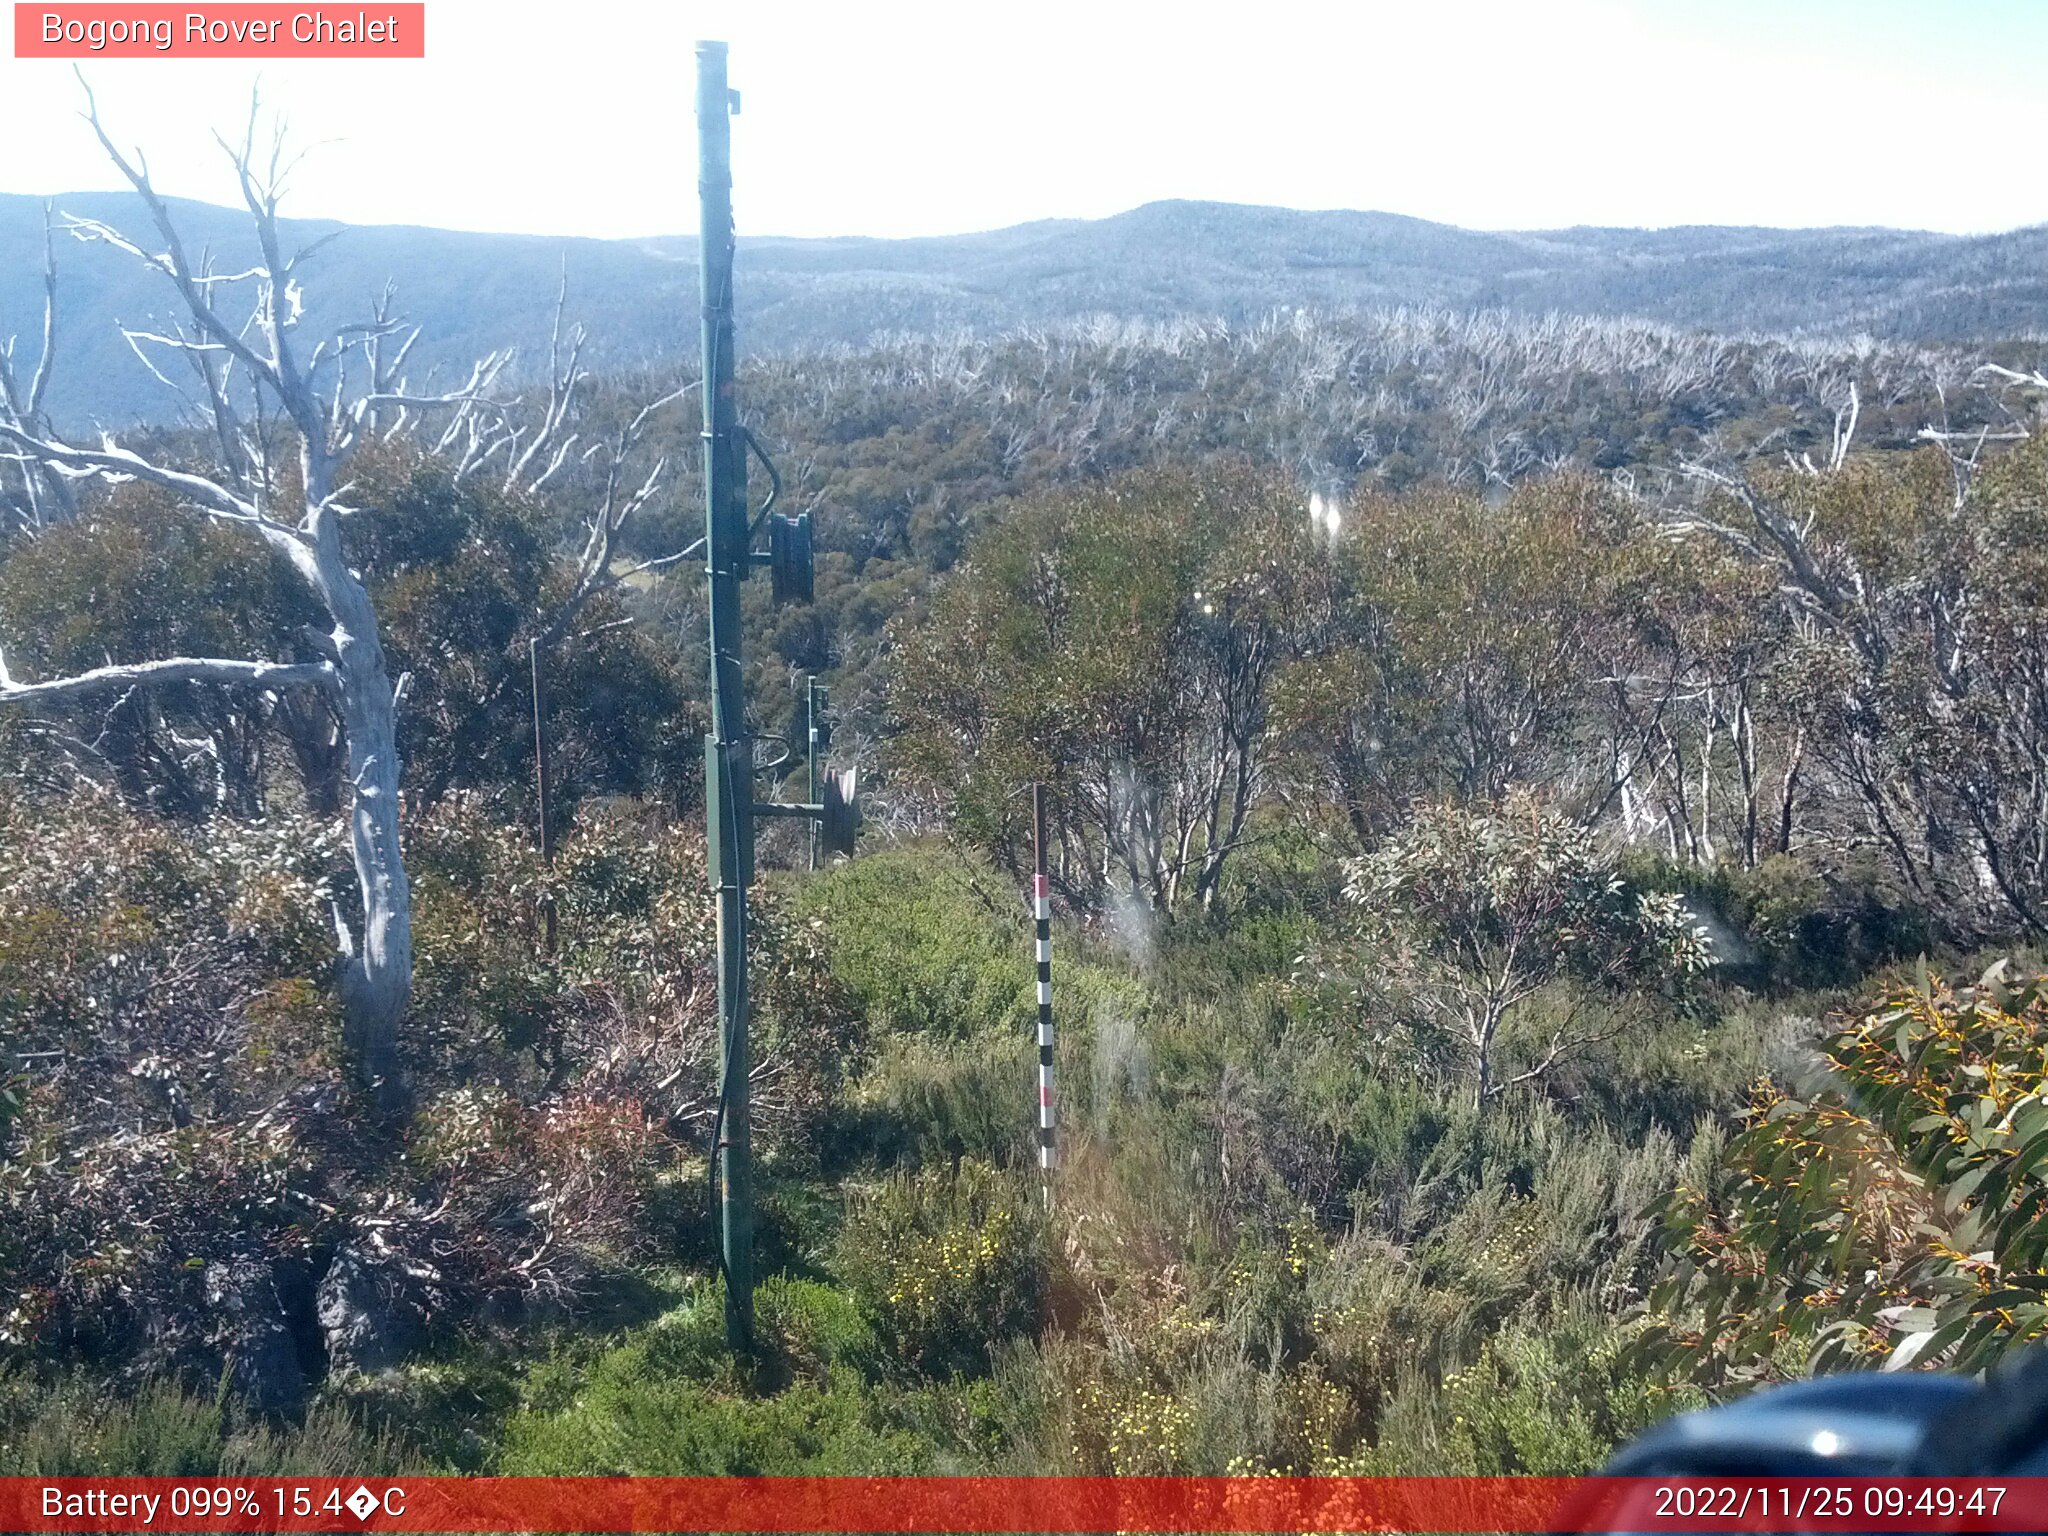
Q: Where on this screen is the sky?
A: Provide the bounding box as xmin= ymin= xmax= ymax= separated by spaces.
xmin=1 ymin=0 xmax=2043 ymax=241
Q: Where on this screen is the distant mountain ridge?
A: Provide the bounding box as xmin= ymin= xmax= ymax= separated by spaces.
xmin=4 ymin=191 xmax=2045 ymax=425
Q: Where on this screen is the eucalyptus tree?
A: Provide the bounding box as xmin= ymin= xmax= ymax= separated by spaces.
xmin=1270 ymin=475 xmax=1647 ymax=848
xmin=890 ymin=461 xmax=1313 ymax=912
xmin=1344 ymin=795 xmax=1713 ymax=1112
xmin=1671 ymin=425 xmax=2048 ymax=942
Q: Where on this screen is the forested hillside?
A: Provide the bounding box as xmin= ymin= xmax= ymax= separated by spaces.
xmin=6 ymin=188 xmax=2048 ymax=423
xmin=560 ymin=307 xmax=2042 ymax=766
xmin=7 ymin=156 xmax=2048 ymax=1480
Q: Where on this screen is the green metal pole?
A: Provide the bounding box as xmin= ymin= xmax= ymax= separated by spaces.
xmin=697 ymin=38 xmax=753 ymax=1352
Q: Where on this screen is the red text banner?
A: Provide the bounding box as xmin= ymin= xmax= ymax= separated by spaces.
xmin=14 ymin=5 xmax=424 ymax=57
xmin=1 ymin=1476 xmax=2045 ymax=1533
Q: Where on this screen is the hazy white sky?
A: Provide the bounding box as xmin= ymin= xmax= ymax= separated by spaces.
xmin=1 ymin=0 xmax=2041 ymax=239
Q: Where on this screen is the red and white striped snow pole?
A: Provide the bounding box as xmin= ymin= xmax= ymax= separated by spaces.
xmin=1032 ymin=782 xmax=1055 ymax=1192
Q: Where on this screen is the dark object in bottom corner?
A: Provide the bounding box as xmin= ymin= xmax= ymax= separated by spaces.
xmin=1601 ymin=1371 xmax=1979 ymax=1476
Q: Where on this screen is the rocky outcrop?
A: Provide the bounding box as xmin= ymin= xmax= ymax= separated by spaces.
xmin=314 ymin=1243 xmax=423 ymax=1377
xmin=203 ymin=1257 xmax=306 ymax=1412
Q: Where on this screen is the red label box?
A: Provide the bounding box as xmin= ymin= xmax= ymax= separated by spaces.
xmin=14 ymin=4 xmax=425 ymax=57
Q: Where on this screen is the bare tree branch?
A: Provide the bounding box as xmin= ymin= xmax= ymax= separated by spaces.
xmin=0 ymin=651 xmax=334 ymax=707
xmin=0 ymin=421 xmax=297 ymax=546
xmin=532 ymin=381 xmax=694 ymax=650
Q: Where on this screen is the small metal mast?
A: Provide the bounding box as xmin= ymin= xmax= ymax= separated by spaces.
xmin=696 ymin=38 xmax=754 ymax=1352
xmin=695 ymin=41 xmax=843 ymax=1353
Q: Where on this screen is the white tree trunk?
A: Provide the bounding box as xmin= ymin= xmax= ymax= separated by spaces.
xmin=331 ymin=613 xmax=411 ymax=1090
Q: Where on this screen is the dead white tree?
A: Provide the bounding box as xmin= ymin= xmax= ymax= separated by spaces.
xmin=0 ymin=203 xmax=75 ymax=533
xmin=0 ymin=90 xmax=567 ymax=1095
xmin=535 ymin=379 xmax=697 ymax=651
xmin=1916 ymin=365 xmax=2043 ymax=508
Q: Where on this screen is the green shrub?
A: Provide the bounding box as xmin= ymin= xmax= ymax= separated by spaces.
xmin=1154 ymin=823 xmax=1340 ymax=993
xmin=799 ymin=847 xmax=1029 ymax=1041
xmin=1623 ymin=848 xmax=1930 ymax=991
xmin=1303 ymin=1239 xmax=1464 ymax=1441
xmin=0 ymin=1368 xmax=404 ymax=1476
xmin=838 ymin=1160 xmax=1049 ymax=1379
xmin=1557 ymin=992 xmax=1804 ymax=1140
xmin=497 ymin=1282 xmax=940 ymax=1475
xmin=0 ymin=796 xmax=346 ymax=1369
xmin=325 ymin=1352 xmax=521 ymax=1473
xmin=1358 ymin=1310 xmax=1702 ymax=1474
xmin=845 ymin=1033 xmax=1033 ymax=1168
xmin=754 ymin=1279 xmax=876 ymax=1383
xmin=501 ymin=1370 xmax=934 ymax=1475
